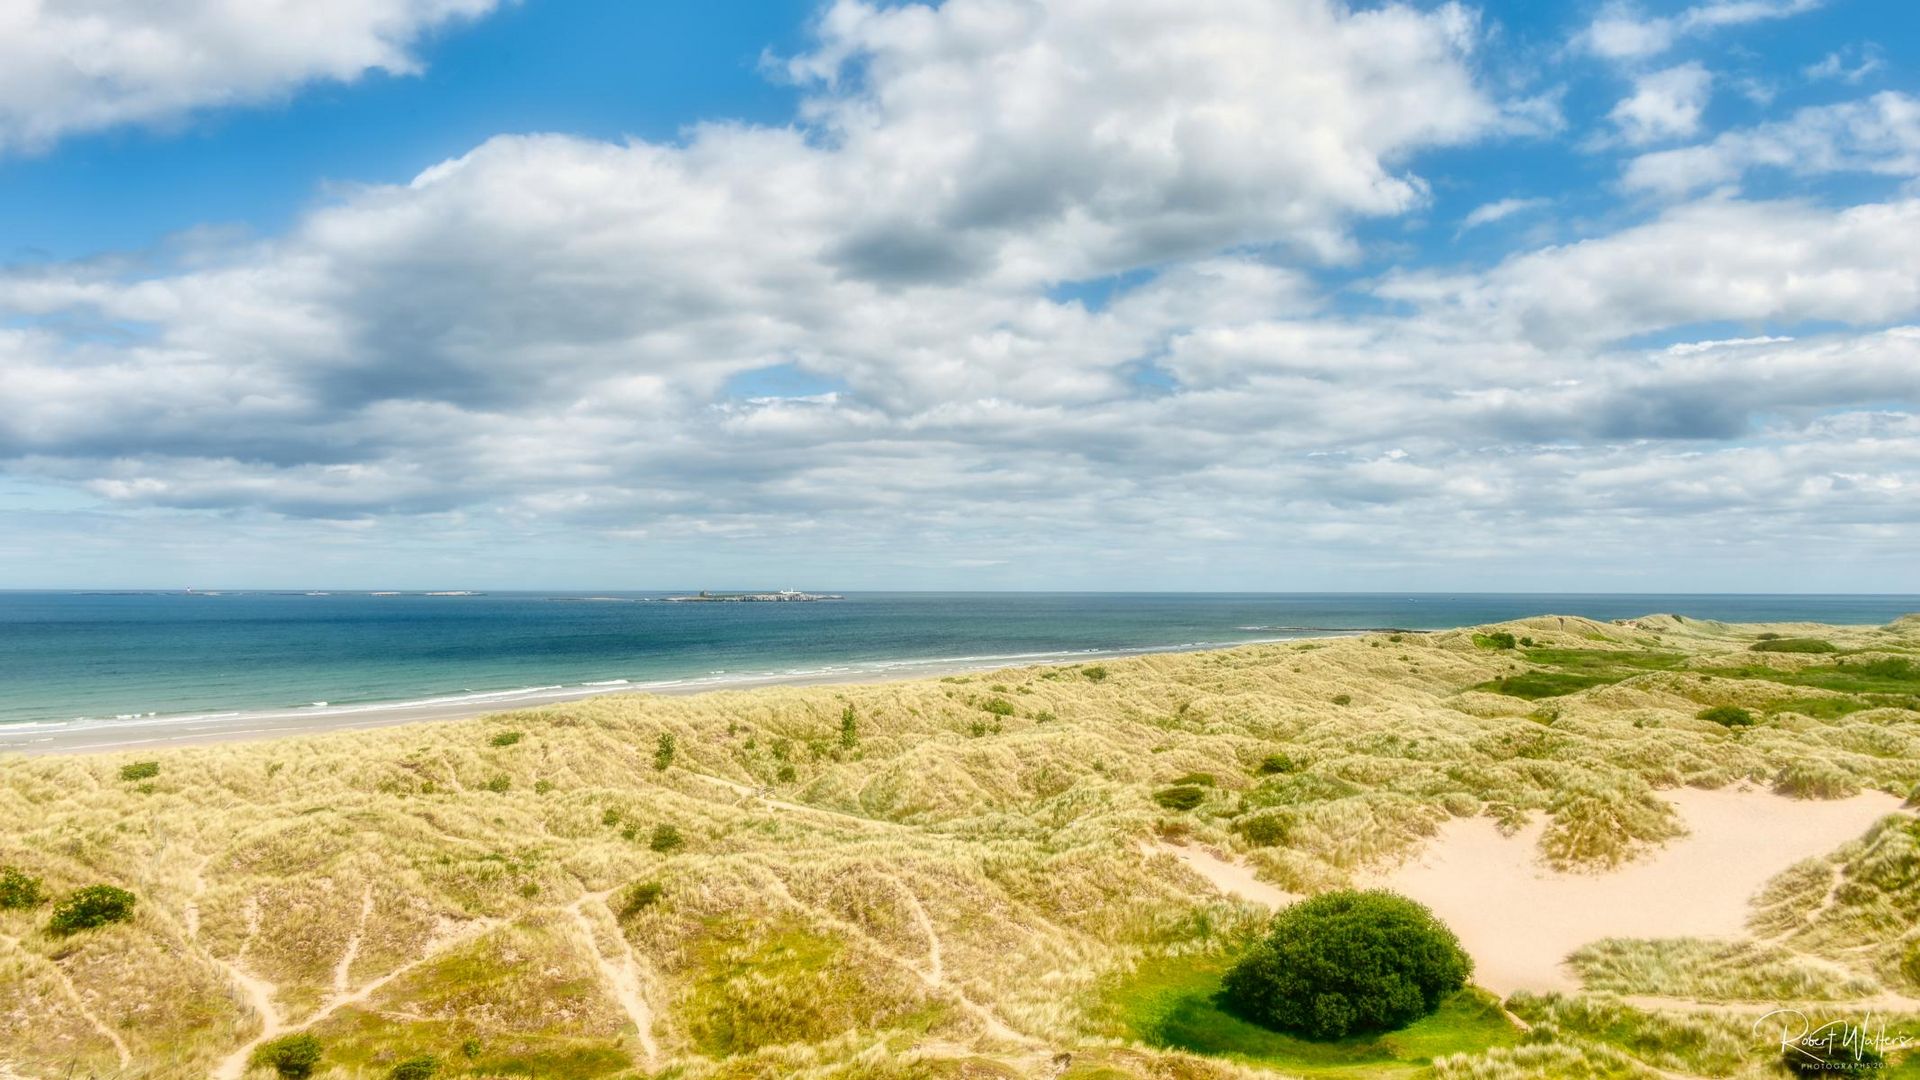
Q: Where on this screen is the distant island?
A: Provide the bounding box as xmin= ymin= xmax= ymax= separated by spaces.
xmin=663 ymin=589 xmax=843 ymax=602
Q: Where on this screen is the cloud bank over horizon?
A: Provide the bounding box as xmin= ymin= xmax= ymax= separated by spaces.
xmin=2 ymin=0 xmax=1916 ymax=591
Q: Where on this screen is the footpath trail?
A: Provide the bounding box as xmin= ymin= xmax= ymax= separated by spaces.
xmin=564 ymin=889 xmax=661 ymax=1068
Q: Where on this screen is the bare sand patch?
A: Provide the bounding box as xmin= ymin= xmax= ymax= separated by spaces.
xmin=1362 ymin=786 xmax=1906 ymax=995
xmin=1141 ymin=840 xmax=1301 ymax=908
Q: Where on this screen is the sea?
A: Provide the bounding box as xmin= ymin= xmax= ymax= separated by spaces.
xmin=2 ymin=591 xmax=1915 ymax=738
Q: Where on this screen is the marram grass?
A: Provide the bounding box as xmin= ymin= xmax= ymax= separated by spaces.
xmin=1 ymin=613 xmax=1918 ymax=1077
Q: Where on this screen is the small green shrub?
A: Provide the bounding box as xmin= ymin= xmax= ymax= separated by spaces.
xmin=1331 ymin=693 xmax=1352 ymax=706
xmin=488 ymin=730 xmax=523 ymax=747
xmin=619 ymin=881 xmax=664 ymax=918
xmin=649 ymin=824 xmax=684 ymax=853
xmin=1474 ymin=631 xmax=1518 ymax=650
xmin=48 ymin=885 xmax=137 ymax=935
xmin=533 ymin=779 xmax=554 ymax=794
xmin=0 ymin=866 xmax=45 ymax=910
xmin=1236 ymin=811 xmax=1293 ymax=847
xmin=482 ymin=774 xmax=511 ymax=793
xmin=1169 ymin=772 xmax=1216 ymax=787
xmin=1083 ymin=665 xmax=1109 ymax=682
xmin=1220 ymin=889 xmax=1470 ymax=1039
xmin=460 ymin=1038 xmax=482 ymax=1059
xmin=1153 ymin=785 xmax=1207 ymax=811
xmin=653 ymin=732 xmax=677 ymax=771
xmin=1697 ymin=705 xmax=1754 ymax=727
xmin=252 ymin=1033 xmax=323 ymax=1078
xmin=1255 ymin=753 xmax=1297 ymax=776
xmin=389 ymin=1055 xmax=439 ymax=1080
xmin=776 ymin=764 xmax=797 ymax=783
xmin=981 ymin=697 xmax=1015 ymax=716
xmin=839 ymin=705 xmax=858 ymax=749
xmin=1752 ymin=638 xmax=1838 ymax=654
xmin=118 ymin=761 xmax=159 ymax=782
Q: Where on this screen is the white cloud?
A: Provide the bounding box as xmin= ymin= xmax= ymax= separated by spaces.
xmin=1377 ymin=197 xmax=1920 ymax=347
xmin=1805 ymin=45 xmax=1884 ymax=85
xmin=0 ymin=0 xmax=499 ymax=153
xmin=1458 ymin=196 xmax=1549 ymax=232
xmin=1608 ymin=63 xmax=1713 ymax=145
xmin=1624 ymin=91 xmax=1920 ymax=196
xmin=2 ymin=0 xmax=1918 ymax=588
xmin=1575 ymin=0 xmax=1821 ymax=60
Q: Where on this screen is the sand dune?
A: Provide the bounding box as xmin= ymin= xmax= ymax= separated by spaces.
xmin=1364 ymin=786 xmax=1907 ymax=995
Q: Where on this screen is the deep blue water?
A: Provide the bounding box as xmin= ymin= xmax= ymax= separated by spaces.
xmin=1 ymin=591 xmax=1915 ymax=729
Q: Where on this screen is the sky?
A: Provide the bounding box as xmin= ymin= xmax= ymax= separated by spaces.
xmin=1 ymin=0 xmax=1917 ymax=592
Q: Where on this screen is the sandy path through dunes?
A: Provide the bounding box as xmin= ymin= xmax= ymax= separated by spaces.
xmin=1364 ymin=786 xmax=1906 ymax=995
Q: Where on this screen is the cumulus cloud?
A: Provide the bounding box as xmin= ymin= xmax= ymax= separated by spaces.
xmin=1378 ymin=197 xmax=1920 ymax=346
xmin=0 ymin=0 xmax=498 ymax=153
xmin=1608 ymin=63 xmax=1713 ymax=145
xmin=1624 ymin=91 xmax=1920 ymax=196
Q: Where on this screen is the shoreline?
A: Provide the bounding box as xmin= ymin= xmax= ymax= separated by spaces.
xmin=0 ymin=632 xmax=1357 ymax=756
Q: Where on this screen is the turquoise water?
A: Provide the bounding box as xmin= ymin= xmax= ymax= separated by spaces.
xmin=1 ymin=591 xmax=1914 ymax=730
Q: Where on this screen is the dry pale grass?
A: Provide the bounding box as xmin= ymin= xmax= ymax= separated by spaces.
xmin=0 ymin=614 xmax=1915 ymax=1077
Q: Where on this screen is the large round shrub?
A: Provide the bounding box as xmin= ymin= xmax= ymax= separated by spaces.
xmin=1220 ymin=889 xmax=1471 ymax=1039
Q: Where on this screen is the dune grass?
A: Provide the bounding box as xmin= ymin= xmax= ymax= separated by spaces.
xmin=0 ymin=613 xmax=1916 ymax=1077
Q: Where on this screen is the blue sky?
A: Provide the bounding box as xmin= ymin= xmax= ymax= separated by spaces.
xmin=2 ymin=0 xmax=1918 ymax=590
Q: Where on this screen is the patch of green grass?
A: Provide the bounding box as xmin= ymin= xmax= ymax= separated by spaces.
xmin=1522 ymin=648 xmax=1687 ymax=674
xmin=1725 ymin=657 xmax=1920 ymax=696
xmin=1767 ymin=696 xmax=1876 ymax=720
xmin=1751 ymin=638 xmax=1838 ymax=654
xmin=1106 ymin=953 xmax=1518 ymax=1077
xmin=1473 ymin=671 xmax=1616 ymax=700
xmin=1472 ymin=648 xmax=1688 ymax=700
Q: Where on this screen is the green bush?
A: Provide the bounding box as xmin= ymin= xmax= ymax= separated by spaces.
xmin=619 ymin=881 xmax=664 ymax=918
xmin=1236 ymin=811 xmax=1293 ymax=847
xmin=1220 ymin=889 xmax=1470 ymax=1039
xmin=776 ymin=764 xmax=797 ymax=783
xmin=1474 ymin=631 xmax=1517 ymax=650
xmin=1697 ymin=705 xmax=1754 ymax=727
xmin=1255 ymin=753 xmax=1297 ymax=776
xmin=1169 ymin=772 xmax=1216 ymax=788
xmin=0 ymin=866 xmax=45 ymax=909
xmin=47 ymin=885 xmax=137 ymax=935
xmin=1752 ymin=638 xmax=1838 ymax=654
xmin=653 ymin=732 xmax=677 ymax=771
xmin=488 ymin=730 xmax=523 ymax=747
xmin=649 ymin=824 xmax=684 ymax=853
xmin=482 ymin=774 xmax=511 ymax=793
xmin=389 ymin=1054 xmax=439 ymax=1080
xmin=1083 ymin=665 xmax=1109 ymax=682
xmin=118 ymin=761 xmax=159 ymax=782
xmin=1331 ymin=693 xmax=1352 ymax=706
xmin=839 ymin=705 xmax=858 ymax=749
xmin=252 ymin=1033 xmax=323 ymax=1078
xmin=981 ymin=697 xmax=1015 ymax=716
xmin=1153 ymin=785 xmax=1207 ymax=811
